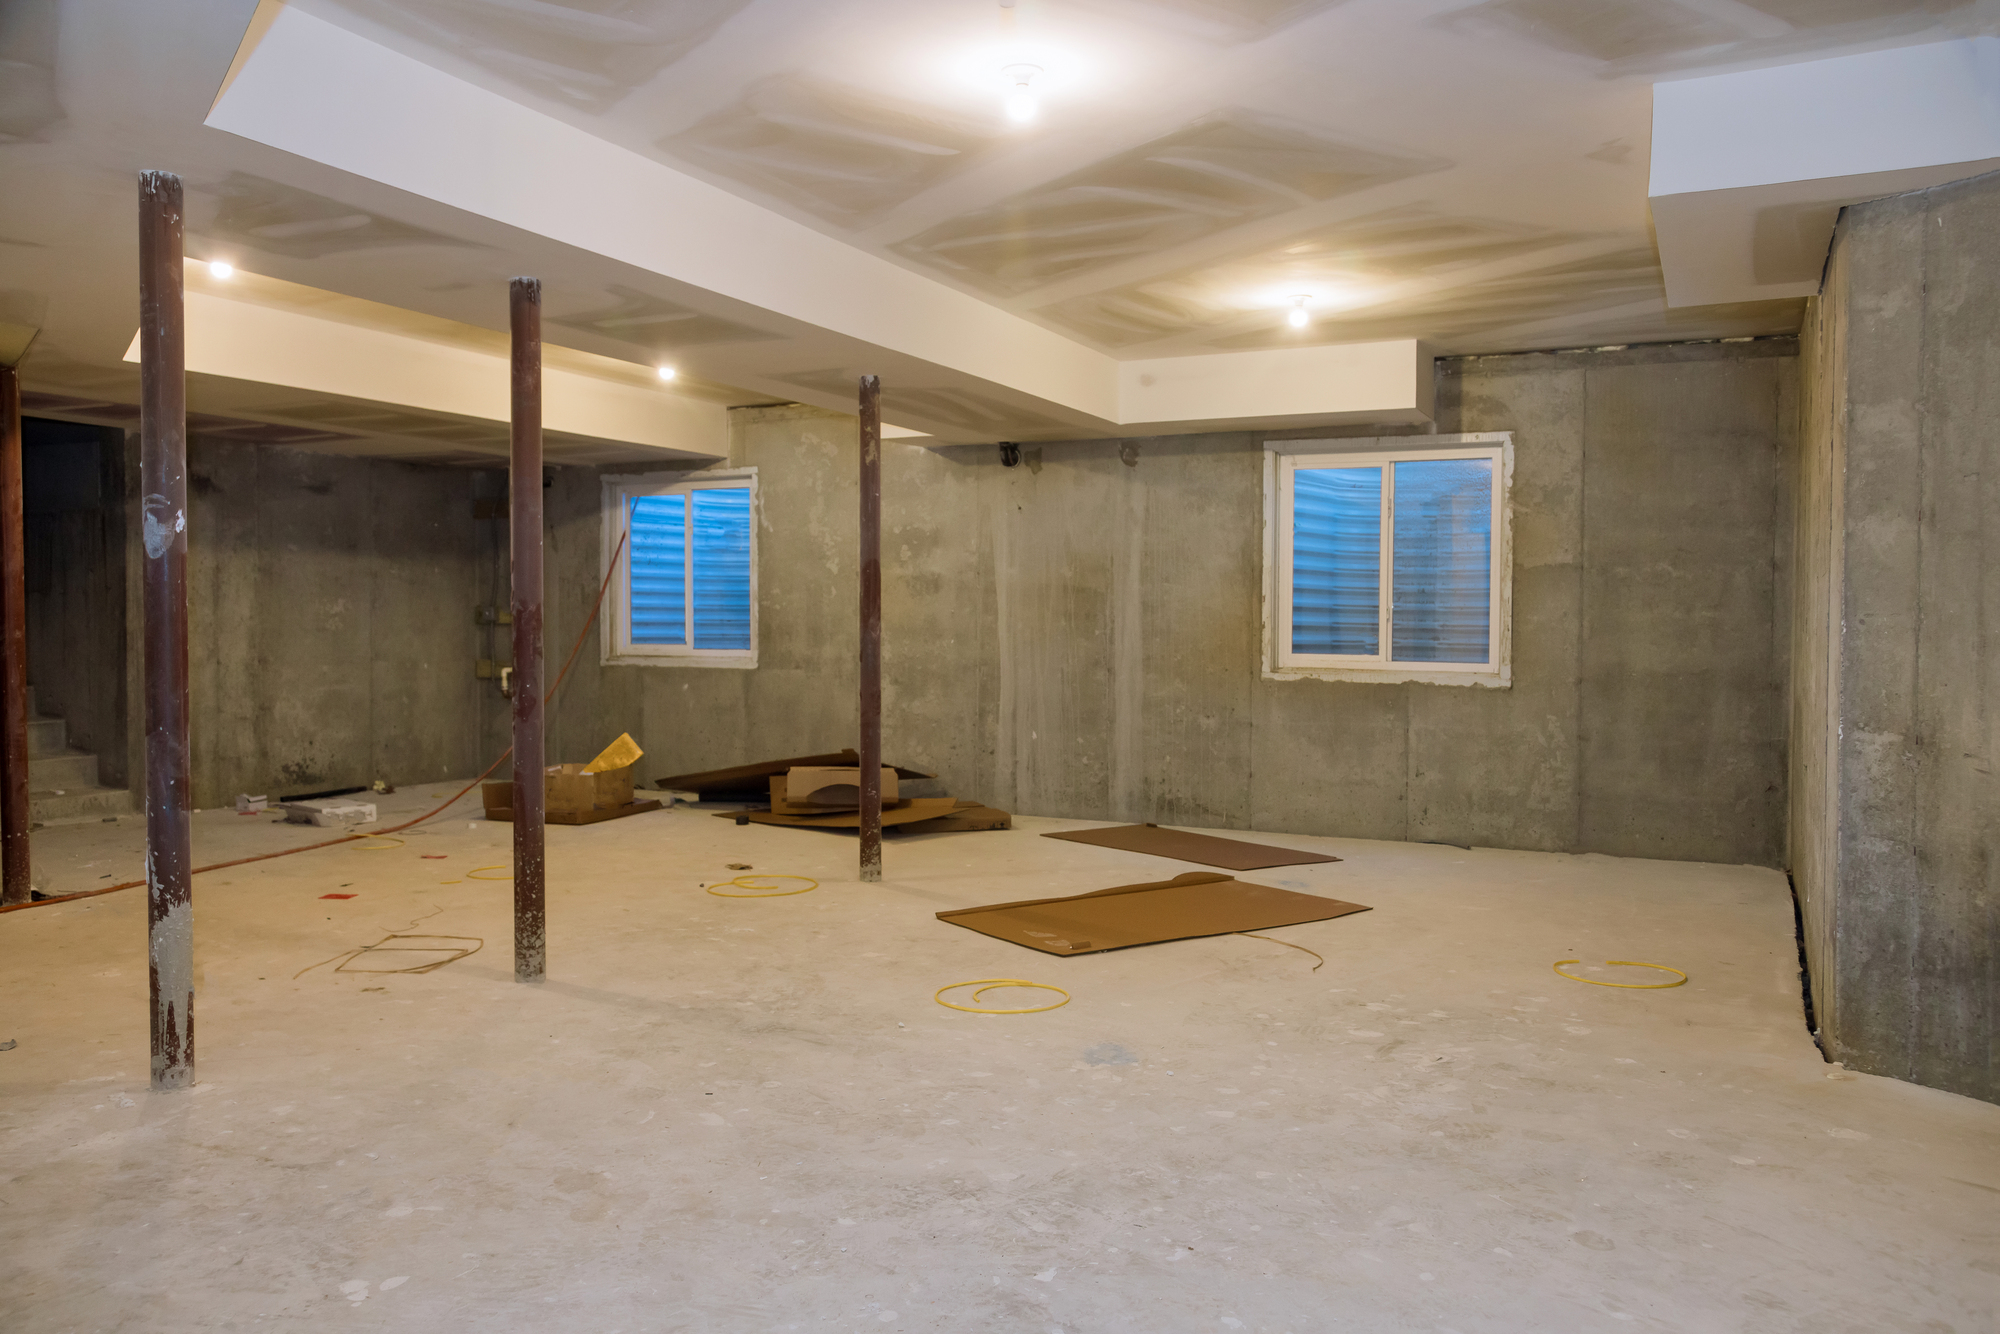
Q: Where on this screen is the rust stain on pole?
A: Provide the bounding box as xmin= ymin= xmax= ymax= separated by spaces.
xmin=510 ymin=277 xmax=546 ymax=982
xmin=0 ymin=364 xmax=28 ymax=908
xmin=858 ymin=375 xmax=882 ymax=883
xmin=139 ymin=171 xmax=194 ymax=1089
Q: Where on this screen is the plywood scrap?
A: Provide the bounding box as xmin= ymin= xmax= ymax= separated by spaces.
xmin=655 ymin=749 xmax=934 ymax=802
xmin=1040 ymin=823 xmax=1341 ymax=870
xmin=937 ymin=871 xmax=1368 ymax=956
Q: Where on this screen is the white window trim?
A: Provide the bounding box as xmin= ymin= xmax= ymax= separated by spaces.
xmin=1262 ymin=433 xmax=1513 ymax=688
xmin=601 ymin=468 xmax=759 ymax=669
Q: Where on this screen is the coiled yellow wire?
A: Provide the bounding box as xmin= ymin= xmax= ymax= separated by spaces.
xmin=934 ymin=979 xmax=1070 ymax=1014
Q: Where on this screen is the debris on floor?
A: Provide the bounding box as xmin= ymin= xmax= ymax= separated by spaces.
xmin=235 ymin=793 xmax=268 ymax=813
xmin=721 ymin=796 xmax=1011 ymax=834
xmin=1041 ymin=822 xmax=1342 ymax=870
xmin=937 ymin=870 xmax=1369 ymax=955
xmin=483 ymin=732 xmax=663 ymax=826
xmin=705 ymin=761 xmax=1010 ymax=835
xmin=281 ymin=798 xmax=378 ymax=828
xmin=654 ymin=749 xmax=934 ymax=802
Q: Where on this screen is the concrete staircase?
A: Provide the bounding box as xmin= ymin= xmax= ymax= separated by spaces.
xmin=27 ymin=687 xmax=133 ymax=824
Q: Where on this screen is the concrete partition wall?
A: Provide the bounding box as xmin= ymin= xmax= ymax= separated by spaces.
xmin=1794 ymin=171 xmax=2000 ymax=1105
xmin=178 ymin=440 xmax=492 ymax=809
xmin=560 ymin=339 xmax=1795 ymax=866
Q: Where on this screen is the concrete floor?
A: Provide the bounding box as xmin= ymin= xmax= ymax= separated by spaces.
xmin=2 ymin=792 xmax=1996 ymax=1333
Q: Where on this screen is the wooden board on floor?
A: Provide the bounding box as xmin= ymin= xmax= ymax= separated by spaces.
xmin=486 ymin=799 xmax=663 ymax=826
xmin=1040 ymin=822 xmax=1341 ymax=870
xmin=937 ymin=871 xmax=1369 ymax=956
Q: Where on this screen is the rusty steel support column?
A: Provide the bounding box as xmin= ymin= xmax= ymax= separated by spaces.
xmin=510 ymin=277 xmax=546 ymax=982
xmin=857 ymin=375 xmax=883 ymax=883
xmin=139 ymin=171 xmax=194 ymax=1088
xmin=0 ymin=363 xmax=28 ymax=908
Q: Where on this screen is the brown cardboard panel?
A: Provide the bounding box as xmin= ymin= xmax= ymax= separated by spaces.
xmin=655 ymin=750 xmax=934 ymax=800
xmin=937 ymin=872 xmax=1369 ymax=956
xmin=786 ymin=766 xmax=900 ymax=806
xmin=713 ymin=798 xmax=1011 ymax=832
xmin=769 ymin=774 xmax=912 ymax=816
xmin=1040 ymin=824 xmax=1342 ymax=870
xmin=717 ymin=797 xmax=962 ymax=829
xmin=904 ymin=802 xmax=1013 ymax=832
xmin=484 ymin=799 xmax=663 ymax=826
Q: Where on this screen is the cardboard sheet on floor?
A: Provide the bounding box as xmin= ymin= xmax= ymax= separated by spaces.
xmin=937 ymin=871 xmax=1368 ymax=956
xmin=656 ymin=750 xmax=934 ymax=801
xmin=1040 ymin=823 xmax=1341 ymax=870
xmin=714 ymin=798 xmax=1010 ymax=832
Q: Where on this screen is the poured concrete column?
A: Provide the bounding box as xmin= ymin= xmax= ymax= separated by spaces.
xmin=139 ymin=170 xmax=194 ymax=1089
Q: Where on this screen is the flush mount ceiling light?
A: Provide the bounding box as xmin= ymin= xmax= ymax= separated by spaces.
xmin=1003 ymin=63 xmax=1042 ymax=123
xmin=1287 ymin=294 xmax=1311 ymax=328
xmin=209 ymin=261 xmax=234 ymax=279
xmin=656 ymin=365 xmax=677 ymax=382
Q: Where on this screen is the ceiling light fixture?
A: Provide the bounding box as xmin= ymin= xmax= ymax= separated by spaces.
xmin=209 ymin=261 xmax=234 ymax=279
xmin=1003 ymin=63 xmax=1042 ymax=124
xmin=656 ymin=365 xmax=677 ymax=382
xmin=1287 ymin=294 xmax=1311 ymax=329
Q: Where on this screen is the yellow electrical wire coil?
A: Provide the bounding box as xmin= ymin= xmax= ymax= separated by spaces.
xmin=1553 ymin=959 xmax=1687 ymax=989
xmin=935 ymin=979 xmax=1070 ymax=1014
xmin=706 ymin=874 xmax=819 ymax=898
xmin=354 ymin=837 xmax=406 ymax=850
xmin=466 ymin=865 xmax=512 ymax=880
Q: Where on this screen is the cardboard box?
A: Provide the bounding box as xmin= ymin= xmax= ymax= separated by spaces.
xmin=783 ymin=766 xmax=899 ymax=808
xmin=482 ymin=763 xmax=635 ymax=820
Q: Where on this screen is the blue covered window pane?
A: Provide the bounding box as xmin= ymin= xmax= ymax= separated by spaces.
xmin=690 ymin=487 xmax=752 ymax=650
xmin=628 ymin=494 xmax=685 ymax=645
xmin=1391 ymin=459 xmax=1493 ymax=663
xmin=1291 ymin=466 xmax=1381 ymax=656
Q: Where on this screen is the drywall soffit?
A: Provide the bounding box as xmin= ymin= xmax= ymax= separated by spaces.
xmin=1649 ymin=38 xmax=2000 ymax=307
xmin=204 ymin=2 xmax=1435 ymax=441
xmin=121 ymin=266 xmax=729 ymax=459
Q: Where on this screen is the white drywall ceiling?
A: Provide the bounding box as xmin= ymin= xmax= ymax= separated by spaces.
xmin=4 ymin=0 xmax=1999 ymax=455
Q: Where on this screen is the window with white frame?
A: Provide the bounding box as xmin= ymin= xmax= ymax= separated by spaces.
xmin=1267 ymin=435 xmax=1511 ymax=683
xmin=602 ymin=471 xmax=757 ymax=666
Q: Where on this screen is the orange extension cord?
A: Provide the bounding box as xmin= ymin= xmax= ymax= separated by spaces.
xmin=0 ymin=531 xmax=631 ymax=915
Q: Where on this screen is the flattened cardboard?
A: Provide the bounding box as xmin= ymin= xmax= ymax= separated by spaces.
xmin=1040 ymin=823 xmax=1341 ymax=870
xmin=904 ymin=802 xmax=1012 ymax=832
xmin=786 ymin=766 xmax=900 ymax=806
xmin=769 ymin=774 xmax=911 ymax=816
xmin=937 ymin=871 xmax=1368 ymax=956
xmin=717 ymin=797 xmax=962 ymax=829
xmin=654 ymin=749 xmax=935 ymax=800
xmin=713 ymin=798 xmax=1011 ymax=833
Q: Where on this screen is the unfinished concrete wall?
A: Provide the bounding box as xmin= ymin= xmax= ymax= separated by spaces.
xmin=23 ymin=419 xmax=129 ymax=785
xmin=182 ymin=440 xmax=486 ymax=809
xmin=559 ymin=339 xmax=1794 ymax=866
xmin=1793 ymin=171 xmax=2000 ymax=1104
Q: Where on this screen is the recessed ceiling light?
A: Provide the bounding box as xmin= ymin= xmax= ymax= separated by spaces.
xmin=656 ymin=365 xmax=677 ymax=382
xmin=209 ymin=261 xmax=234 ymax=279
xmin=1003 ymin=64 xmax=1041 ymax=124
